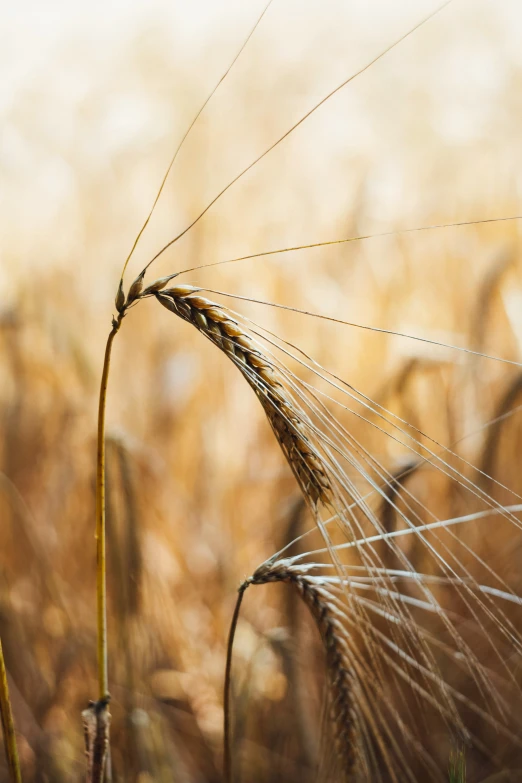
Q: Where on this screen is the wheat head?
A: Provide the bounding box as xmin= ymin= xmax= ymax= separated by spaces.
xmin=250 ymin=559 xmax=357 ymax=779
xmin=133 ymin=279 xmax=332 ymax=506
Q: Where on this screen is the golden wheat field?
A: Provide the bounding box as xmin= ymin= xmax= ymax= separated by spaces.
xmin=2 ymin=1 xmax=522 ymax=781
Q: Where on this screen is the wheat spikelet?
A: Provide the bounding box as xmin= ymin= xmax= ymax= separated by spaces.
xmin=145 ymin=283 xmax=332 ymax=506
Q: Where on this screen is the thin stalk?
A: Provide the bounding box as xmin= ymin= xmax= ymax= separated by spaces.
xmin=224 ymin=581 xmax=250 ymax=783
xmin=0 ymin=638 xmax=22 ymax=783
xmin=96 ymin=315 xmax=123 ymax=702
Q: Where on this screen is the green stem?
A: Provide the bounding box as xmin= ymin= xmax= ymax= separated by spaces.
xmin=0 ymin=638 xmax=22 ymax=783
xmin=96 ymin=316 xmax=122 ymax=701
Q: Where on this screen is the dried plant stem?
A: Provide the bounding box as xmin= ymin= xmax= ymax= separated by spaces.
xmin=89 ymin=316 xmax=125 ymax=783
xmin=0 ymin=638 xmax=22 ymax=783
xmin=96 ymin=316 xmax=122 ymax=702
xmin=223 ymin=581 xmax=249 ymax=783
xmin=89 ymin=313 xmax=123 ymax=783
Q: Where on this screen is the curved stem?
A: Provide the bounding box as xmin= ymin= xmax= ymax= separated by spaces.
xmin=96 ymin=316 xmax=122 ymax=701
xmin=224 ymin=581 xmax=249 ymax=783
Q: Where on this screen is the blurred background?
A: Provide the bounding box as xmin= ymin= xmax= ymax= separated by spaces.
xmin=1 ymin=0 xmax=522 ymax=779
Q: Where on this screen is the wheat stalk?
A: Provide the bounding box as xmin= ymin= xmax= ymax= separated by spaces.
xmin=89 ymin=313 xmax=123 ymax=782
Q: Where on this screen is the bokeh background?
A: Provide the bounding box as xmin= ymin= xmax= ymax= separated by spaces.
xmin=1 ymin=0 xmax=522 ymax=779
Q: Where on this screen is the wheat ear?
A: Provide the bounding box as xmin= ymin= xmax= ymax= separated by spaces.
xmin=143 ymin=282 xmax=332 ymax=506
xmin=224 ymin=563 xmax=357 ymax=781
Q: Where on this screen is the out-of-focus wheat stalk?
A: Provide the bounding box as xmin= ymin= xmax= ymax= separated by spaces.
xmin=448 ymin=748 xmax=466 ymax=783
xmin=0 ymin=638 xmax=22 ymax=783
